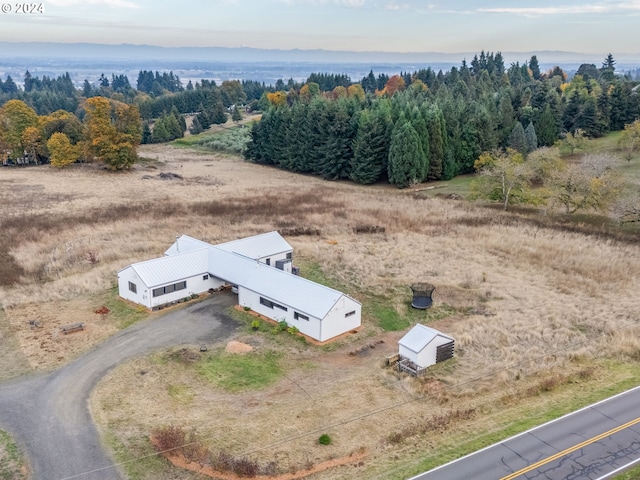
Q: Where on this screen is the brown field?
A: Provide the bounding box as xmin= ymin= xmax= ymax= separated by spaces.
xmin=1 ymin=144 xmax=640 ymax=479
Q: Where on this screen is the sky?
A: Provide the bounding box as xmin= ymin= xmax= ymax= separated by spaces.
xmin=0 ymin=0 xmax=639 ymax=55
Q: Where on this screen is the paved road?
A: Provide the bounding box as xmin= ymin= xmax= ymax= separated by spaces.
xmin=412 ymin=386 xmax=640 ymax=480
xmin=0 ymin=292 xmax=238 ymax=480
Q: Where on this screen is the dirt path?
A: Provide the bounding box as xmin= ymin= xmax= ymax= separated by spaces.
xmin=0 ymin=292 xmax=238 ymax=480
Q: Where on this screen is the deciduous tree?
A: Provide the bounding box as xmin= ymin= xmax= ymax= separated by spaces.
xmin=48 ymin=132 xmax=79 ymax=167
xmin=618 ymin=119 xmax=640 ymax=162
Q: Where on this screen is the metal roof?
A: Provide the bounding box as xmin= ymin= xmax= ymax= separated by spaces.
xmin=164 ymin=235 xmax=212 ymax=256
xmin=215 ymin=231 xmax=292 ymax=259
xmin=127 ymin=248 xmax=210 ymax=288
xmin=398 ymin=324 xmax=454 ymax=354
xmin=206 ymin=247 xmax=357 ymax=319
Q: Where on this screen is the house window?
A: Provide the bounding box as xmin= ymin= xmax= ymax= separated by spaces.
xmin=260 ymin=297 xmax=287 ymax=311
xmin=294 ymin=311 xmax=309 ymax=321
xmin=203 ymin=274 xmax=209 ymax=280
xmin=345 ymin=310 xmax=356 ymax=318
xmin=128 ymin=281 xmax=137 ymax=294
xmin=286 ymin=252 xmax=292 ymax=260
xmin=266 ymin=258 xmax=271 ymax=266
xmin=260 ymin=297 xmax=273 ymax=308
xmin=152 ymin=281 xmax=188 ymax=298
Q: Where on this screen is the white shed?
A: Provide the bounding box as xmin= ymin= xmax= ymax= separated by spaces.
xmin=398 ymin=324 xmax=455 ymax=369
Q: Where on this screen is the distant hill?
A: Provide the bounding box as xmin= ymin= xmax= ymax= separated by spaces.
xmin=0 ymin=42 xmax=638 ymax=87
xmin=1 ymin=41 xmax=639 ymax=66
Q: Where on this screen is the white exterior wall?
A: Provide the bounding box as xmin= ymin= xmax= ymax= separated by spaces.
xmin=237 ymin=287 xmax=322 ymax=341
xmin=118 ymin=267 xmax=151 ymax=309
xmin=149 ymin=274 xmax=223 ymax=308
xmin=258 ymin=251 xmax=291 ymax=267
xmin=317 ymin=296 xmax=361 ymax=342
xmin=399 ymin=336 xmax=452 ymax=369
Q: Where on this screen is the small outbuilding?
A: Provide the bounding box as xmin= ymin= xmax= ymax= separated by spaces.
xmin=397 ymin=324 xmax=454 ymax=375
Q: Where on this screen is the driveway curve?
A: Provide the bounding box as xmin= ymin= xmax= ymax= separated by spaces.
xmin=0 ymin=292 xmax=239 ymax=480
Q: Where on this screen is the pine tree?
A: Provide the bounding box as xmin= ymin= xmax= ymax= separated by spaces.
xmin=189 ymin=116 xmax=203 ymax=135
xmin=388 ymin=121 xmax=424 ymax=188
xmin=535 ymin=105 xmax=558 ymax=146
xmin=524 ymin=122 xmax=538 ymax=153
xmin=508 ymin=121 xmax=527 ymax=154
xmin=350 ymin=108 xmax=390 ymax=184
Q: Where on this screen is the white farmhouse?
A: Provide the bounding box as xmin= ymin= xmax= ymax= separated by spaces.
xmin=398 ymin=324 xmax=455 ymax=373
xmin=117 ymin=231 xmax=361 ymax=342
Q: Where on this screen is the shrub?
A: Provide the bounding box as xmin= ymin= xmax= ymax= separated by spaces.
xmin=94 ymin=306 xmax=110 ymax=320
xmin=318 ymin=433 xmax=332 ymax=445
xmin=287 ymin=325 xmax=299 ymax=335
xmin=152 ymin=425 xmax=186 ymax=452
xmin=278 ymin=320 xmax=288 ymax=332
xmin=251 ymin=320 xmax=260 ymax=330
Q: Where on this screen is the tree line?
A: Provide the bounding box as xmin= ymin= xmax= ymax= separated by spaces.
xmin=245 ymin=53 xmax=640 ymax=187
xmin=0 ymin=97 xmax=141 ymax=169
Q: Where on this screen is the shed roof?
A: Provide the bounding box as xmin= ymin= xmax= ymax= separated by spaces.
xmin=124 ymin=248 xmax=210 ymax=288
xmin=215 ymin=231 xmax=292 ymax=259
xmin=398 ymin=324 xmax=454 ymax=354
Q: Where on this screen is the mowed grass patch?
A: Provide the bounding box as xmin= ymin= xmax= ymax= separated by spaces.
xmin=368 ymin=298 xmax=457 ymax=331
xmin=0 ymin=429 xmax=25 ymax=480
xmin=101 ymin=286 xmax=150 ymax=329
xmin=197 ymin=350 xmax=284 ymax=392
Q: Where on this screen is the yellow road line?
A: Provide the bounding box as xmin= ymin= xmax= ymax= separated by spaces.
xmin=500 ymin=416 xmax=640 ymax=480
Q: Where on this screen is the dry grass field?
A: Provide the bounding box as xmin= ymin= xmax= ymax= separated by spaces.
xmin=1 ymin=142 xmax=640 ymax=479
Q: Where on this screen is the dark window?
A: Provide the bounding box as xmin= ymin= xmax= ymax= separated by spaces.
xmin=260 ymin=297 xmax=273 ymax=308
xmin=345 ymin=310 xmax=356 ymax=318
xmin=286 ymin=252 xmax=292 ymax=259
xmin=294 ymin=311 xmax=309 ymax=321
xmin=274 ymin=302 xmax=287 ymax=311
xmin=152 ymin=281 xmax=188 ymax=298
xmin=128 ymin=281 xmax=137 ymax=294
xmin=203 ymin=274 xmax=209 ymax=280
xmin=266 ymin=258 xmax=271 ymax=266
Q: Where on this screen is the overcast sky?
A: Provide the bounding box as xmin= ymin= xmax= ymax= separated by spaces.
xmin=1 ymin=0 xmax=639 ymax=54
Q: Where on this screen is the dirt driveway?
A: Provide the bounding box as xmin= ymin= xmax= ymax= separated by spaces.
xmin=0 ymin=292 xmax=238 ymax=480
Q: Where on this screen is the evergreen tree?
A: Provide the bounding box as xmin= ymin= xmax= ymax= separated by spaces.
xmin=388 ymin=121 xmax=424 ymax=188
xmin=536 ymin=105 xmax=558 ymax=146
xmin=562 ymin=90 xmax=582 ymax=133
xmin=189 ymin=116 xmax=203 ymax=135
xmin=350 ymin=108 xmax=390 ymax=184
xmin=575 ymin=97 xmax=599 ymax=137
xmin=508 ymin=121 xmax=527 ymax=154
xmin=425 ymin=106 xmax=447 ymax=181
xmin=232 ymin=106 xmax=243 ymax=122
xmin=529 ymin=55 xmax=541 ymax=81
xmin=524 ymin=122 xmax=538 ymax=153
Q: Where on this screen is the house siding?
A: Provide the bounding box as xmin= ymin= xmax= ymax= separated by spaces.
xmin=149 ymin=274 xmax=224 ymax=308
xmin=317 ymin=296 xmax=361 ymax=342
xmin=118 ymin=267 xmax=150 ymax=309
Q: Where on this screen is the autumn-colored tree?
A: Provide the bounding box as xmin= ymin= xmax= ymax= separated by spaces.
xmin=331 ymin=85 xmax=347 ymax=99
xmin=299 ymin=82 xmax=320 ymax=102
xmin=347 ymin=84 xmax=365 ymax=101
xmin=472 ymin=148 xmax=533 ymax=210
xmin=83 ymin=96 xmax=141 ymax=170
xmin=547 ymin=153 xmax=621 ymax=214
xmin=48 ymin=132 xmax=79 ymax=167
xmin=377 ymin=75 xmax=405 ymax=97
xmin=266 ymin=91 xmax=287 ymax=107
xmin=618 ymin=119 xmax=640 ymax=162
xmin=21 ymin=126 xmax=44 ymax=164
xmin=0 ymin=99 xmax=39 ymax=159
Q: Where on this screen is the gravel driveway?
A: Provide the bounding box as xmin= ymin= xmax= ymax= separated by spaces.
xmin=0 ymin=292 xmax=239 ymax=480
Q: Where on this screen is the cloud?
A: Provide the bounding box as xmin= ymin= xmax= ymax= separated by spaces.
xmin=278 ymin=0 xmax=365 ymax=6
xmin=477 ymin=2 xmax=640 ymax=17
xmin=48 ymin=0 xmax=140 ymax=7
